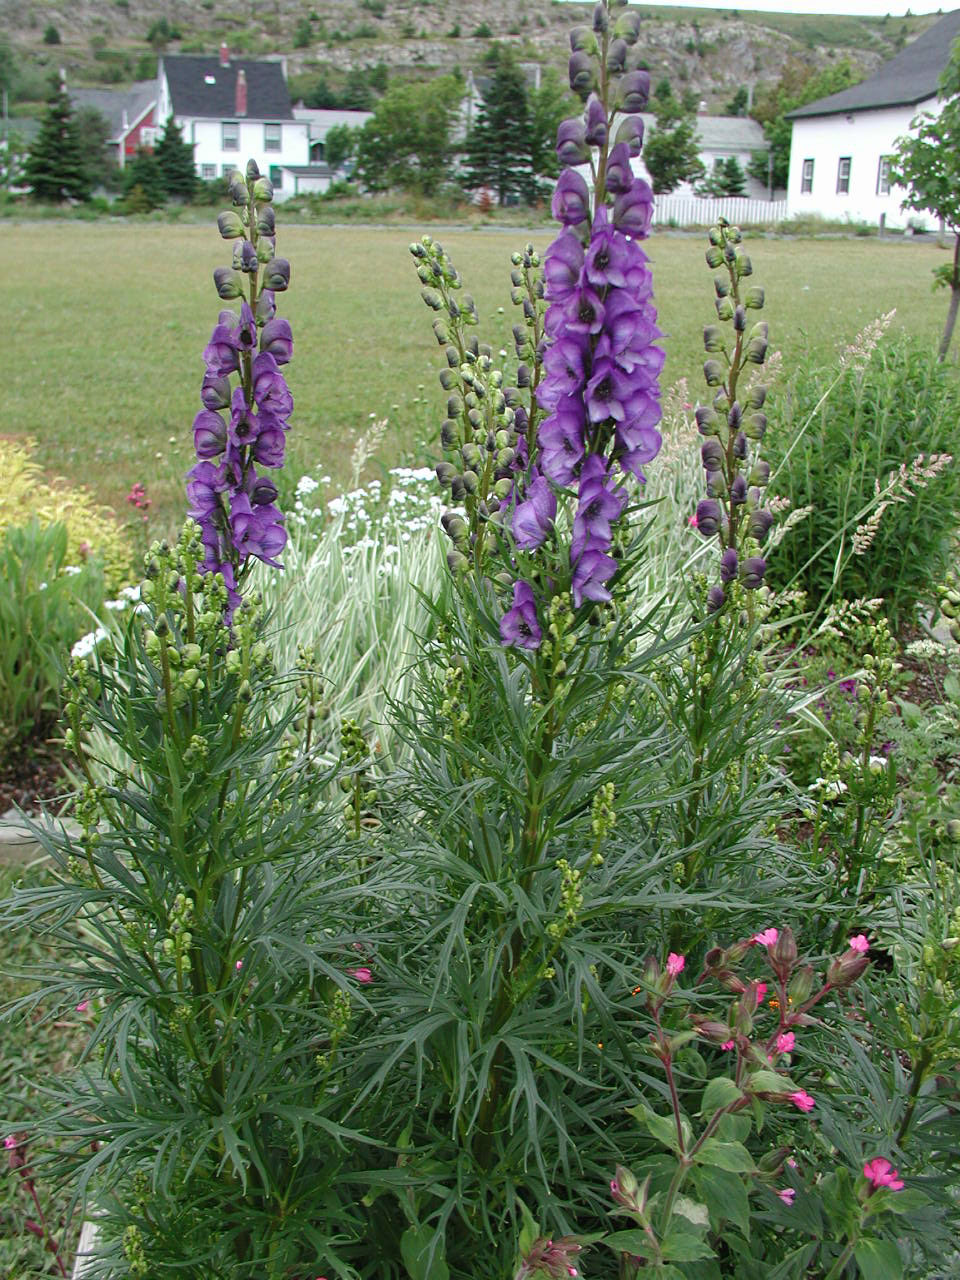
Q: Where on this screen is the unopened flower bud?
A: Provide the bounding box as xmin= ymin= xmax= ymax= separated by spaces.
xmin=703 ymin=359 xmax=725 ymax=387
xmin=733 ymin=305 xmax=747 ymax=332
xmin=729 ymin=474 xmax=747 ymax=505
xmin=706 ymin=246 xmax=724 ymax=268
xmin=749 ymin=508 xmax=774 ymax=541
xmin=217 ymin=209 xmax=244 ymax=239
xmin=695 ymin=405 xmax=720 ymax=436
xmin=745 ymin=285 xmax=765 ymax=309
xmin=701 ymin=439 xmax=724 ymax=473
xmin=245 ymin=158 xmax=261 ymax=182
xmin=257 ymin=205 xmax=275 ymax=236
xmin=744 ymin=412 xmax=767 ymax=440
xmin=441 ymin=512 xmax=468 ymax=543
xmin=569 ymin=50 xmax=596 ymax=95
xmin=229 ymin=175 xmax=248 ymax=205
xmin=827 ymin=949 xmax=870 ymax=989
xmin=253 ymin=176 xmax=274 ymax=203
xmin=746 ymin=338 xmax=768 ymax=364
xmin=614 ymin=9 xmax=642 ymax=43
xmin=771 ymin=926 xmax=798 ymax=977
xmin=787 ymin=964 xmax=815 ymax=1004
xmin=570 ymin=25 xmax=599 ymax=53
xmin=704 ymin=325 xmax=725 ymax=353
xmin=695 ymin=499 xmax=722 ymax=537
xmin=715 ymin=297 xmax=734 ymax=321
xmin=750 ymin=460 xmax=770 ymax=487
xmin=447 ymin=548 xmax=469 ymax=573
xmin=721 ymin=547 xmax=738 ymax=583
xmin=617 ymin=69 xmax=650 ymax=112
xmin=707 ymin=585 xmax=726 ymax=613
xmin=741 ymin=556 xmax=767 ymax=589
xmin=556 ymin=117 xmax=590 ymax=166
xmin=263 ymin=258 xmax=290 ymax=291
xmin=735 ymin=252 xmax=753 ymax=278
xmin=213 ymin=267 xmax=243 ymax=299
xmin=584 ymin=93 xmax=607 ymax=146
xmin=607 ymin=37 xmax=628 ymax=73
xmin=693 ymin=1018 xmax=734 ymax=1042
xmin=592 ymin=2 xmax=609 ymax=32
xmin=615 ymin=114 xmax=645 ymax=157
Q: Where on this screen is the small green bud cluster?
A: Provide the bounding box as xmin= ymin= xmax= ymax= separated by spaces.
xmin=161 ymin=893 xmax=195 ymax=981
xmin=439 ymin=662 xmax=469 ymax=736
xmin=122 ymin=1224 xmax=148 ymax=1279
xmin=590 ymin=782 xmax=616 ymax=843
xmin=410 ymin=235 xmax=526 ymax=570
xmin=541 ymin=592 xmax=577 ymax=678
xmin=339 ymin=717 xmax=379 ymax=835
xmin=694 ymin=222 xmax=774 ymax=612
xmin=939 ymin=571 xmax=960 ymax=644
xmin=509 ymin=242 xmax=547 ymax=449
xmin=316 ymin=986 xmax=352 ymax=1073
xmin=547 ymin=858 xmax=585 ymax=940
xmin=290 ymin=643 xmax=324 ymax=756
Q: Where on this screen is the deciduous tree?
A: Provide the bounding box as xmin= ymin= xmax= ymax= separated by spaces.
xmin=355 ymin=76 xmax=462 ymax=196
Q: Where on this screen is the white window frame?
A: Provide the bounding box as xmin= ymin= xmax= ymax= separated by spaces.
xmin=201 ymin=163 xmax=216 ymax=180
xmin=836 ymin=156 xmax=851 ymax=195
xmin=264 ymin=122 xmax=282 ymax=152
xmin=876 ymin=155 xmax=893 ymax=196
xmin=222 ymin=120 xmax=239 ymax=151
xmin=801 ymin=158 xmax=814 ymax=194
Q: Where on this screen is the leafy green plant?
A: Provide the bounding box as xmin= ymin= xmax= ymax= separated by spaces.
xmin=767 ymin=332 xmax=960 ymax=623
xmin=0 ymin=519 xmax=105 ymax=754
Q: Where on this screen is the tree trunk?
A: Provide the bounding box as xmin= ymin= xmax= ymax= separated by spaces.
xmin=938 ymin=233 xmax=960 ymax=363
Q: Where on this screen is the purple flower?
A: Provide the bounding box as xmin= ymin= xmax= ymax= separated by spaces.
xmin=227 ymin=386 xmax=260 ymax=448
xmin=550 ymin=284 xmax=606 ymax=338
xmin=584 ymin=93 xmax=608 ymax=146
xmin=538 ymin=396 xmax=586 ymax=487
xmin=556 ymin=118 xmax=589 ymax=167
xmin=613 ymin=179 xmax=654 ymax=238
xmin=540 ymin=336 xmax=589 ymax=410
xmin=512 ymin=475 xmax=557 ymax=550
xmin=229 ymin=493 xmax=287 ymax=568
xmin=617 ymin=70 xmax=650 ymax=113
xmin=584 ymin=216 xmax=635 ymax=289
xmin=551 ymin=169 xmax=590 ymax=227
xmin=252 ymin=352 xmax=293 ymax=418
xmin=604 ymin=142 xmax=634 ymax=196
xmin=741 ymin=556 xmax=767 ymax=590
xmin=584 ymin=356 xmax=638 ymax=424
xmin=193 ymin=410 xmax=227 ymax=459
xmin=187 ymin=460 xmax=231 ymax=520
xmin=543 ymin=229 xmax=585 ymax=303
xmin=203 ymin=323 xmax=240 ymax=377
xmin=500 ymin=580 xmax=542 ymax=649
xmin=259 ymin=316 xmax=293 ymax=364
xmin=695 ymin=499 xmax=722 ymax=537
xmin=251 ymin=421 xmax=287 ymax=468
xmin=720 ymin=547 xmax=738 ymax=583
xmin=236 ymin=301 xmax=257 ymax=351
xmin=572 ymin=454 xmax=626 ymax=560
xmin=616 ymin=114 xmax=645 ymax=157
xmin=201 ymin=373 xmax=232 ymax=411
xmin=707 ymin=585 xmax=726 ymax=612
xmin=572 ymin=544 xmax=618 ymax=608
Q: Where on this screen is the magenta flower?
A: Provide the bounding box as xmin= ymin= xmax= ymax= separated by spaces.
xmin=720 ymin=1039 xmax=735 ymax=1051
xmin=666 ymin=952 xmax=685 ymax=977
xmin=777 ymin=1187 xmax=796 ymax=1205
xmin=863 ymin=1157 xmax=904 ymax=1191
xmin=752 ymin=928 xmax=779 ymax=947
xmin=848 ymin=934 xmax=869 ymax=953
xmin=347 ymin=967 xmax=373 ymax=985
xmin=776 ymin=1031 xmax=795 ymax=1054
xmin=790 ymin=1090 xmax=815 ymax=1113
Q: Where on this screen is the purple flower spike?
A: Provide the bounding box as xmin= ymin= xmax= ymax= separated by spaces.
xmin=500 ymin=580 xmax=542 ymax=649
xmin=543 ymin=229 xmax=586 ymax=303
xmin=585 ymin=93 xmax=608 ymax=146
xmin=552 ymin=168 xmax=591 ymax=227
xmin=572 ymin=454 xmax=626 ymax=560
xmin=512 ymin=474 xmax=557 ymax=550
xmin=613 ymin=179 xmax=654 ymax=239
xmin=229 ymin=492 xmax=287 ymax=568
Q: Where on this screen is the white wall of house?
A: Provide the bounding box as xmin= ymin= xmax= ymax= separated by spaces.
xmin=787 ymin=100 xmax=939 ymax=229
xmin=182 ymin=118 xmax=310 ymax=183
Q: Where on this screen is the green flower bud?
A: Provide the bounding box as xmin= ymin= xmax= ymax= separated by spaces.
xmin=569 ymin=25 xmax=599 ymax=54
xmin=213 ymin=267 xmax=244 ymax=300
xmin=494 ymin=477 xmax=514 ymax=500
xmin=253 ymin=176 xmax=274 ymax=203
xmin=246 ymin=158 xmax=261 ymax=182
xmin=705 ymin=246 xmax=724 ymax=268
xmin=217 ymin=210 xmax=244 ymax=239
xmin=461 ymin=470 xmax=479 ymax=495
xmin=744 ymin=285 xmax=765 ymax=309
xmin=262 ymin=258 xmax=290 ymax=291
xmin=746 ymin=385 xmax=767 ymax=410
xmin=735 ymin=252 xmax=753 ymax=279
xmin=229 ymin=174 xmax=248 ymax=205
xmin=787 ymin=964 xmax=815 ymax=1004
xmin=257 ymin=206 xmax=275 ymax=237
xmin=744 ymin=412 xmax=767 ymax=441
xmin=703 ymin=325 xmax=725 ymax=353
xmin=461 ymin=443 xmax=481 ymax=469
xmin=703 ymin=359 xmax=725 ymax=387
xmin=447 ymin=548 xmax=469 ymax=573
xmin=715 ymin=297 xmax=734 ymax=321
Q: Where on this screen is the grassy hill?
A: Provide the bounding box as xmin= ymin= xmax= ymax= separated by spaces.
xmin=0 ymin=0 xmax=940 ymax=118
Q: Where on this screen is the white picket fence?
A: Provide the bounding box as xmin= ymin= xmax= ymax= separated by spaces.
xmin=651 ymin=195 xmax=788 ymax=228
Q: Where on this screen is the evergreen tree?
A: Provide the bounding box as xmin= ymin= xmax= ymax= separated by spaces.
xmin=719 ymin=155 xmax=746 ymax=195
xmin=154 ymin=115 xmax=196 ymax=199
xmin=123 ymin=145 xmax=165 ymax=208
xmin=463 ymin=46 xmax=537 ymax=206
xmin=74 ymin=106 xmax=115 ymax=192
xmin=643 ymin=87 xmax=704 ymax=195
xmin=25 ymin=81 xmax=91 ymax=202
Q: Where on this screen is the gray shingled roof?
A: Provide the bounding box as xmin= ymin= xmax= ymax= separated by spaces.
xmin=162 ymin=55 xmax=293 ymax=121
xmin=788 ymin=8 xmax=960 ymax=119
xmin=69 ymin=82 xmax=156 ymax=141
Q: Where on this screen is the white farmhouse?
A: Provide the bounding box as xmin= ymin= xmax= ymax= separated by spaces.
xmin=786 ymin=8 xmax=960 ymax=229
xmin=156 ymin=46 xmax=312 ymax=201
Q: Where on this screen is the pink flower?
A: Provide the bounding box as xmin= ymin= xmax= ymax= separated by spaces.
xmin=776 ymin=1031 xmax=796 ymax=1054
xmin=687 ymin=513 xmax=698 ymax=527
xmin=235 ymin=960 xmax=243 ymax=971
xmin=720 ymin=1040 xmax=735 ymax=1051
xmin=75 ymin=1001 xmax=90 ymax=1014
xmin=666 ymin=952 xmax=685 ymax=977
xmin=752 ymin=928 xmax=779 ymax=947
xmin=754 ymin=981 xmax=768 ymax=1004
xmin=347 ymin=967 xmax=373 ymax=984
xmin=3 ymin=1135 xmax=16 ymax=1150
xmin=848 ymin=934 xmax=869 ymax=953
xmin=777 ymin=1187 xmax=796 ymax=1205
xmin=790 ymin=1090 xmax=815 ymax=1113
xmin=863 ymin=1157 xmax=904 ymax=1191
xmin=787 ymin=1157 xmax=798 ymax=1168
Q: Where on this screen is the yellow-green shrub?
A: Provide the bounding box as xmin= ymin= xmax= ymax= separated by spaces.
xmin=0 ymin=438 xmax=132 ymax=591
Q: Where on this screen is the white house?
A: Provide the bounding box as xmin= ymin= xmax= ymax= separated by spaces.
xmin=156 ymin=46 xmax=311 ymax=200
xmin=786 ymin=8 xmax=960 ymax=229
xmin=292 ymin=105 xmax=374 ymax=165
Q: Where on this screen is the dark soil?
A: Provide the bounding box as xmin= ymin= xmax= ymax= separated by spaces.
xmin=0 ymin=732 xmax=71 ymax=816
xmin=897 ymin=623 xmax=950 ymax=706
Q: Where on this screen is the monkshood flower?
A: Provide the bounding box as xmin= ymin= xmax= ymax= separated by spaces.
xmin=186 ymin=159 xmax=293 ymax=617
xmin=497 ymin=2 xmax=661 ymax=647
xmin=690 ymin=220 xmax=774 ymax=611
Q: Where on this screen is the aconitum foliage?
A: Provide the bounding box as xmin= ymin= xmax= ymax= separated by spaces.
xmin=503 ymin=0 xmax=663 ymax=633
xmin=186 ymin=161 xmax=292 ymax=617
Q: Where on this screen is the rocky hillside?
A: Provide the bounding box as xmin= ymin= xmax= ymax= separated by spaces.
xmin=0 ymin=0 xmax=939 ymax=114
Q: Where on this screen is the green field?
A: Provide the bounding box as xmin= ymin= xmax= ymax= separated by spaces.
xmin=6 ymin=222 xmax=953 ymax=531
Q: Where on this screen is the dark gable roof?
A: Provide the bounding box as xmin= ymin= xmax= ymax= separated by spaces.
xmin=162 ymin=55 xmax=293 ymax=121
xmin=69 ymin=82 xmax=156 ymax=140
xmin=788 ymin=8 xmax=960 ymax=119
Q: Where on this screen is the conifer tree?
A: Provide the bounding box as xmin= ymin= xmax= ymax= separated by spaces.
xmin=25 ymin=81 xmax=91 ymax=202
xmin=154 ymin=115 xmax=196 ymax=199
xmin=123 ymin=145 xmax=165 ymax=209
xmin=464 ymin=46 xmax=537 ymax=206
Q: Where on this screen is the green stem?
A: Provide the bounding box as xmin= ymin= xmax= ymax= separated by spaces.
xmin=823 ymin=1238 xmax=857 ymax=1280
xmin=896 ymin=1047 xmax=933 ymax=1146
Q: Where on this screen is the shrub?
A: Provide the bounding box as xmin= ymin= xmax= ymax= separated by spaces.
xmin=0 ymin=438 xmax=131 ymax=592
xmin=0 ymin=520 xmax=105 ymax=754
xmin=766 ymin=331 xmax=960 ymax=622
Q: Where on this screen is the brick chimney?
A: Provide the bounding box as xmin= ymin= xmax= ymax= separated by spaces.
xmin=235 ymin=68 xmax=247 ymax=118
xmin=219 ymin=41 xmax=229 ymax=67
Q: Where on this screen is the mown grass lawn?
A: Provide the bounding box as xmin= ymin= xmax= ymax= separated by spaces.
xmin=6 ymin=221 xmax=953 ymax=531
